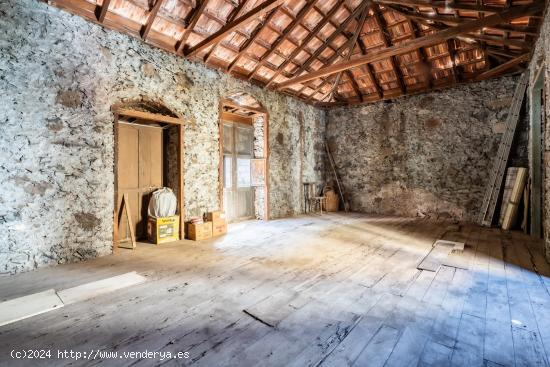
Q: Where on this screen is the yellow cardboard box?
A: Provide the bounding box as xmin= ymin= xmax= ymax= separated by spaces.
xmin=147 ymin=216 xmax=180 ymax=244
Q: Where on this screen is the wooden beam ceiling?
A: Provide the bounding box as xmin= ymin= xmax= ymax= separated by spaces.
xmin=186 ymin=0 xmax=285 ymax=57
xmin=140 ymin=0 xmax=165 ymax=41
xmin=94 ymin=0 xmax=111 ymax=22
xmin=277 ymin=2 xmax=543 ymax=90
xmin=204 ymin=0 xmax=249 ymax=62
xmin=319 ymin=4 xmax=371 ymax=102
xmin=45 ymin=0 xmax=544 ymax=107
xmin=176 ymin=0 xmax=210 ymax=53
xmin=246 ymin=0 xmax=319 ymax=82
xmin=269 ymin=1 xmax=371 ymax=88
xmin=475 ymin=53 xmax=530 ymax=80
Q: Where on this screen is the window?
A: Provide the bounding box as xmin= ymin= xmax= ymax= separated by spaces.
xmin=224 ymin=155 xmax=232 ymax=188
xmin=237 ymin=158 xmax=251 ymax=187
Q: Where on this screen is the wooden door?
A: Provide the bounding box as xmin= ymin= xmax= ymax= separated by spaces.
xmin=117 ymin=123 xmax=163 ymax=239
xmin=222 ymin=121 xmax=254 ymax=222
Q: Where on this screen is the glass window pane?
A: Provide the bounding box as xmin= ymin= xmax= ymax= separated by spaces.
xmin=237 ymin=158 xmax=251 ymax=188
xmin=223 ymin=124 xmax=233 ymax=154
xmin=224 ymin=156 xmax=232 ymax=188
xmin=236 ymin=126 xmax=253 ymax=155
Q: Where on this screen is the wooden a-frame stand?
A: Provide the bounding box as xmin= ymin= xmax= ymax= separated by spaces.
xmin=113 ymin=193 xmax=136 ymax=251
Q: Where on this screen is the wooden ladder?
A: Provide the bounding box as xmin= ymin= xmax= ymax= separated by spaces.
xmin=478 ymin=70 xmax=529 ymax=227
xmin=325 ymin=142 xmax=350 ymax=212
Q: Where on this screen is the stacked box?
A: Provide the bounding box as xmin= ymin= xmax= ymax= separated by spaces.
xmin=207 ymin=211 xmax=227 ymax=237
xmin=186 ymin=222 xmax=212 ymax=241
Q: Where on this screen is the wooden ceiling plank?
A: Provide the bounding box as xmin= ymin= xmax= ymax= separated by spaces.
xmin=295 ymin=28 xmax=368 ymax=98
xmin=347 ymin=70 xmax=365 ymax=102
xmin=372 ymin=4 xmax=406 ymax=95
xmin=356 ymin=37 xmax=384 ymax=99
xmin=176 ymin=0 xmax=210 ymax=53
xmin=227 ymin=8 xmax=280 ymax=73
xmin=204 ymin=0 xmax=249 ymax=63
xmin=94 ymin=0 xmax=111 ymax=22
xmin=315 ymin=5 xmax=370 ymax=102
xmin=267 ymin=1 xmax=370 ymax=88
xmin=260 ymin=6 xmax=350 ymax=86
xmin=276 ymin=2 xmax=543 ymax=89
xmin=186 ymin=0 xmax=285 ymax=57
xmin=140 ymin=0 xmax=165 ymax=41
xmin=246 ymin=0 xmax=320 ymax=81
xmin=408 ymin=19 xmax=433 ymax=88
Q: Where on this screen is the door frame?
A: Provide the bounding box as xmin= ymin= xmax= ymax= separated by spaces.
xmin=218 ymin=99 xmax=270 ymax=221
xmin=112 ymin=106 xmax=186 ymax=249
xmin=530 ymin=66 xmax=545 ymax=237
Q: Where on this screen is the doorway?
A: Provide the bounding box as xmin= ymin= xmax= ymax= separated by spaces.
xmin=113 ymin=104 xmax=185 ymax=246
xmin=117 ymin=122 xmax=163 ymax=239
xmin=219 ymin=95 xmax=269 ymax=222
xmin=222 ymin=121 xmax=255 ymax=221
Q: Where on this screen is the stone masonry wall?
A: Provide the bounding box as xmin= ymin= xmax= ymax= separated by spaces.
xmin=0 ymin=0 xmax=325 ymax=274
xmin=528 ymin=4 xmax=550 ymax=261
xmin=326 ymin=76 xmax=519 ymax=221
xmin=253 ymin=116 xmax=266 ymax=220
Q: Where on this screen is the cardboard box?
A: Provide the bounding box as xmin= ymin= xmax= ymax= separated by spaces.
xmin=147 ymin=216 xmax=180 ymax=244
xmin=186 ymin=222 xmax=213 ymax=241
xmin=206 ymin=211 xmax=226 ymax=221
xmin=212 ymin=218 xmax=227 ymax=237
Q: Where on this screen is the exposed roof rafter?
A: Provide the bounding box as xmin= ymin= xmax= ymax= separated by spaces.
xmin=140 ymin=0 xmax=165 ymax=41
xmin=94 ymin=0 xmax=111 ymax=22
xmin=277 ymin=2 xmax=543 ymax=90
xmin=46 ymin=0 xmax=545 ymax=106
xmin=186 ymin=0 xmax=285 ymax=57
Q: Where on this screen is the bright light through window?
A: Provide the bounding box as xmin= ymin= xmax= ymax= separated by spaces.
xmin=237 ymin=158 xmax=251 ymax=187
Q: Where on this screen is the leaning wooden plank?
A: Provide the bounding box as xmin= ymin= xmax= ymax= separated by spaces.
xmin=502 ymin=167 xmax=528 ymax=230
xmin=499 ymin=167 xmax=518 ymax=225
xmin=56 ymin=271 xmax=147 ymax=305
xmin=0 ymin=289 xmax=64 ymax=327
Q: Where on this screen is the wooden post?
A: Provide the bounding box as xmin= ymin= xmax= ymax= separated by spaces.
xmin=178 ymin=124 xmax=185 ymax=239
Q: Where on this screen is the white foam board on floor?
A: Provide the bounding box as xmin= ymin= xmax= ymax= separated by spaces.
xmin=0 ymin=289 xmax=64 ymax=327
xmin=56 ymin=271 xmax=147 ymax=305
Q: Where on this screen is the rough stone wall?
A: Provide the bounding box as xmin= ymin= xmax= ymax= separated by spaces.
xmin=326 ymin=76 xmax=519 ymax=221
xmin=528 ymin=5 xmax=550 ymax=261
xmin=0 ymin=0 xmax=325 ymax=274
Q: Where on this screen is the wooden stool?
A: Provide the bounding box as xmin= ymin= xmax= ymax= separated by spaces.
xmin=310 ymin=196 xmax=326 ymax=214
xmin=303 ymin=182 xmax=315 ymax=213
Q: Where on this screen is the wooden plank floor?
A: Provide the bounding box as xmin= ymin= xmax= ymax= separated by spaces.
xmin=0 ymin=213 xmax=549 ymax=367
